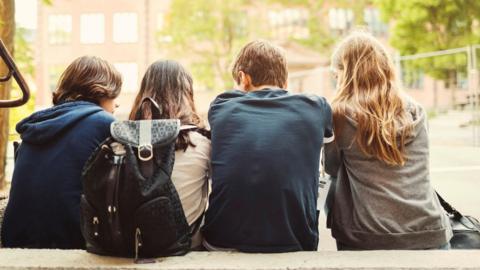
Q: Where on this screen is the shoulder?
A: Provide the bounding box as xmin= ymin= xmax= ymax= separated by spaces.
xmin=213 ymin=90 xmax=246 ymax=101
xmin=177 ymin=131 xmax=211 ymax=162
xmin=289 ymin=93 xmax=332 ymax=115
xmin=80 ymin=110 xmax=115 ymax=139
xmin=84 ymin=110 xmax=115 ymax=126
xmin=297 ymin=93 xmax=330 ymax=106
xmin=404 ymin=97 xmax=425 ymax=117
xmin=189 ymin=131 xmax=211 ymax=152
xmin=210 ymin=90 xmax=245 ymax=107
xmin=208 ymin=90 xmax=246 ymax=120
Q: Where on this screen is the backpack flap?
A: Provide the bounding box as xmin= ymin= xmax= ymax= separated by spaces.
xmin=110 ymin=119 xmax=180 ymax=161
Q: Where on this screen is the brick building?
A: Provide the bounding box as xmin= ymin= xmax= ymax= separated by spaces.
xmin=35 ymin=0 xmax=171 ymax=116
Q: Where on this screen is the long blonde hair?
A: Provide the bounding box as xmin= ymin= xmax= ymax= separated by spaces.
xmin=331 ymin=32 xmax=412 ymax=166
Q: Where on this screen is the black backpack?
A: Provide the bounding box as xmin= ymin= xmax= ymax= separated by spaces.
xmin=80 ymin=98 xmax=203 ymax=261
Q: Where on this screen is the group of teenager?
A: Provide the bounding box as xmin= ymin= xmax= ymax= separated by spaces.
xmin=1 ymin=31 xmax=453 ymax=252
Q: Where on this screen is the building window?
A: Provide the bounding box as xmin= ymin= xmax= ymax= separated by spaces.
xmin=114 ymin=63 xmax=138 ymax=93
xmin=113 ymin=13 xmax=138 ymax=43
xmin=48 ymin=15 xmax=72 ymax=45
xmin=364 ymin=8 xmax=388 ymax=36
xmin=328 ymin=8 xmax=354 ymax=32
xmin=268 ymin=8 xmax=309 ymax=39
xmin=48 ymin=65 xmax=66 ymax=92
xmin=80 ymin=13 xmax=105 ymax=44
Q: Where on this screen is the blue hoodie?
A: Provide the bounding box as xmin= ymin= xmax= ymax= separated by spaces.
xmin=1 ymin=101 xmax=114 ymax=249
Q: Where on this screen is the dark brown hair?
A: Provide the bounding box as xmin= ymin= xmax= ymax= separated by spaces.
xmin=52 ymin=56 xmax=122 ymax=105
xmin=232 ymin=40 xmax=288 ymax=89
xmin=129 ymin=60 xmax=204 ymax=151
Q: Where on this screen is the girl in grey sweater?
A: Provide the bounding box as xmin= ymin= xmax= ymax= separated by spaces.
xmin=325 ymin=32 xmax=452 ymax=250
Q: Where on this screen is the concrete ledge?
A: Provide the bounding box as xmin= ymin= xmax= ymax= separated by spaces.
xmin=0 ymin=249 xmax=479 ymax=270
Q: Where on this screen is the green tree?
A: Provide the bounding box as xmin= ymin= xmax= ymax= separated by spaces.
xmin=9 ymin=27 xmax=36 ymax=142
xmin=0 ymin=0 xmax=15 ymax=189
xmin=268 ymin=0 xmax=373 ymax=55
xmin=376 ymin=0 xmax=480 ymax=105
xmin=0 ymin=1 xmax=49 ymax=188
xmin=269 ymin=0 xmax=334 ymax=51
xmin=160 ymin=0 xmax=255 ymax=90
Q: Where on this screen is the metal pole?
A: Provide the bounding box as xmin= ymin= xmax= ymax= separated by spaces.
xmin=398 ymin=45 xmax=479 ymax=147
xmin=467 ymin=45 xmax=479 ymax=147
xmin=399 ymin=47 xmax=469 ymax=61
xmin=471 ymin=46 xmax=479 ymax=146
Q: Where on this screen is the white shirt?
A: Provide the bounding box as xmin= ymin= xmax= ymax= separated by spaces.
xmin=171 ymin=131 xmax=211 ymax=225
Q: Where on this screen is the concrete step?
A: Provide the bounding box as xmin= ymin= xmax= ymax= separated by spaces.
xmin=0 ymin=249 xmax=479 ymax=270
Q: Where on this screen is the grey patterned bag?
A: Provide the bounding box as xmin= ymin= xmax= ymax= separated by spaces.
xmin=81 ymin=98 xmax=197 ymax=262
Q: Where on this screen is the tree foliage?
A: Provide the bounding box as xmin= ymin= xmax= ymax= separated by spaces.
xmin=268 ymin=0 xmax=334 ymax=51
xmin=269 ymin=0 xmax=372 ymax=51
xmin=160 ymin=0 xmax=255 ymax=90
xmin=160 ymin=0 xmax=370 ymax=90
xmin=9 ymin=27 xmax=35 ymax=141
xmin=376 ymin=0 xmax=480 ymax=82
xmin=0 ymin=0 xmax=15 ymax=188
xmin=0 ymin=1 xmax=48 ymax=186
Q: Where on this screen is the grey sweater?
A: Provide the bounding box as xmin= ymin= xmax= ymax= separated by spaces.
xmin=325 ymin=100 xmax=452 ymax=250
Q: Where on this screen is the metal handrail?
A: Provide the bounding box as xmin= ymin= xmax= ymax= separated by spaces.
xmin=0 ymin=39 xmax=30 ymax=108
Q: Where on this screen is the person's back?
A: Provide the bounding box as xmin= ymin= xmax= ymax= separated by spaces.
xmin=128 ymin=60 xmax=211 ymax=249
xmin=202 ymin=40 xmax=333 ymax=252
xmin=325 ymin=32 xmax=452 ymax=250
xmin=1 ymin=56 xmax=121 ymax=249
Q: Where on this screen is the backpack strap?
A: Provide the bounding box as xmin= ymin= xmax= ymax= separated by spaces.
xmin=180 ymin=125 xmax=198 ymax=131
xmin=135 ymin=97 xmax=162 ymax=120
xmin=436 ymin=191 xmax=463 ymax=220
xmin=180 ymin=125 xmax=211 ymax=139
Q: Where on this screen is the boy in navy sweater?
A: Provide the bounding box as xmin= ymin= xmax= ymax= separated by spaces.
xmin=202 ymin=40 xmax=334 ymax=252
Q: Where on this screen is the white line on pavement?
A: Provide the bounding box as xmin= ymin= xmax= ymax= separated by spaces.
xmin=431 ymin=166 xmax=480 ymax=173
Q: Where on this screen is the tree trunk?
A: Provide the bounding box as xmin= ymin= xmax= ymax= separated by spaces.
xmin=0 ymin=0 xmax=15 ymax=189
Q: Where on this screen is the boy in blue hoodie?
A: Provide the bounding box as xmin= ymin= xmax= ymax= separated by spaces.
xmin=202 ymin=40 xmax=334 ymax=252
xmin=1 ymin=56 xmax=121 ymax=249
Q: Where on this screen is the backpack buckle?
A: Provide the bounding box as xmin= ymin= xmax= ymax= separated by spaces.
xmin=138 ymin=144 xmax=153 ymax=161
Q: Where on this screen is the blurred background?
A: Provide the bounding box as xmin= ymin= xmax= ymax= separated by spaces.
xmin=0 ymin=0 xmax=479 ymax=250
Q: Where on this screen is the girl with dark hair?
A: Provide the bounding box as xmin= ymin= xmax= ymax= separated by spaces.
xmin=1 ymin=56 xmax=122 ymax=249
xmin=129 ymin=60 xmax=211 ymax=248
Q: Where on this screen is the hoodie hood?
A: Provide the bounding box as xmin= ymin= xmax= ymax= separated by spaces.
xmin=401 ymin=99 xmax=426 ymax=143
xmin=17 ymin=101 xmax=105 ymax=145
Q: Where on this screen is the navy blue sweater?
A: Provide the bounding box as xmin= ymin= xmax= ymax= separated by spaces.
xmin=202 ymin=89 xmax=333 ymax=252
xmin=1 ymin=101 xmax=114 ymax=249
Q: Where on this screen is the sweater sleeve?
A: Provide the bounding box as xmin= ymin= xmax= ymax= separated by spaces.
xmin=324 ymin=142 xmax=341 ymax=177
xmin=322 ymin=99 xmax=334 ymax=144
